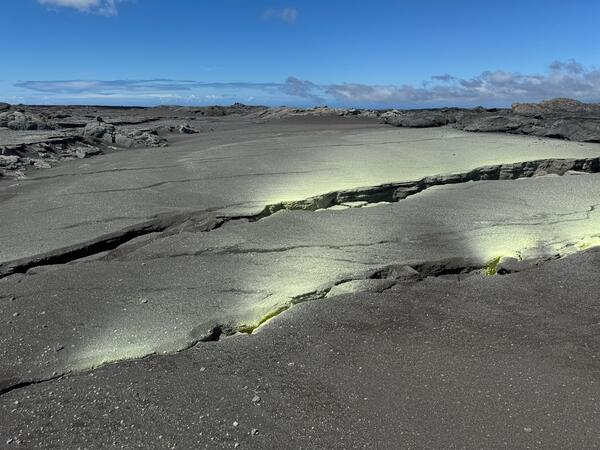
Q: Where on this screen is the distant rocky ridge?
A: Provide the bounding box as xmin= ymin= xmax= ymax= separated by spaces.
xmin=381 ymin=98 xmax=600 ymax=143
xmin=0 ymin=103 xmax=243 ymax=178
xmin=1 ymin=99 xmax=599 ymax=179
xmin=260 ymin=98 xmax=600 ymax=143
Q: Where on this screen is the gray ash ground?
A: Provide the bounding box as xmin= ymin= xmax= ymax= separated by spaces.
xmin=1 ymin=99 xmax=600 ymax=449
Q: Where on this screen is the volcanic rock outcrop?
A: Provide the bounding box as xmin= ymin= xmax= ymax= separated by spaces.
xmin=382 ymin=98 xmax=600 ymax=142
xmin=2 ymin=98 xmax=600 ymax=179
xmin=0 ymin=110 xmax=50 ymax=131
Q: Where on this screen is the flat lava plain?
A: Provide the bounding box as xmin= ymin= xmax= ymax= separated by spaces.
xmin=1 ymin=101 xmax=600 ymax=449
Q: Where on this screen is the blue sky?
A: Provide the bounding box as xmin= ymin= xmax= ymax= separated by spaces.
xmin=2 ymin=0 xmax=600 ymax=107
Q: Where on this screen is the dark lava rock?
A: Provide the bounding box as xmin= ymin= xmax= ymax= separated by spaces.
xmin=126 ymin=129 xmax=166 ymax=147
xmin=178 ymin=123 xmax=198 ymax=134
xmin=537 ymin=118 xmax=600 ymax=142
xmin=75 ymin=147 xmax=103 ymax=159
xmin=187 ymin=103 xmax=266 ymax=117
xmin=382 ymin=109 xmax=459 ymax=128
xmin=82 ymin=118 xmax=116 ymax=141
xmin=0 ymin=103 xmax=10 ymax=112
xmin=0 ymin=155 xmax=21 ymax=169
xmin=454 ymin=100 xmax=600 ymax=142
xmin=455 ymin=113 xmax=525 ymax=133
xmin=0 ymin=111 xmax=49 ymax=130
xmin=512 ymin=98 xmax=600 ymax=117
xmin=383 ymin=98 xmax=600 ymax=143
xmin=82 ymin=118 xmax=166 ymax=147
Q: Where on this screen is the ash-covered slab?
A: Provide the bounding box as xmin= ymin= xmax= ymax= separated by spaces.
xmin=2 ymin=122 xmax=600 ymax=264
xmin=2 ymin=172 xmax=600 ymax=393
xmin=2 ymin=109 xmax=600 ymax=448
xmin=1 ymin=246 xmax=599 ymax=449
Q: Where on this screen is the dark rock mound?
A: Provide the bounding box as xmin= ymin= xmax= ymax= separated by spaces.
xmin=381 ymin=109 xmax=459 ymax=127
xmin=454 ymin=113 xmax=525 ymax=133
xmin=82 ymin=118 xmax=116 ymax=141
xmin=0 ymin=111 xmax=50 ymax=130
xmin=178 ymin=122 xmax=198 ymax=134
xmin=512 ymin=98 xmax=600 ymax=117
xmin=383 ymin=98 xmax=600 ymax=143
xmin=82 ymin=117 xmax=166 ymax=148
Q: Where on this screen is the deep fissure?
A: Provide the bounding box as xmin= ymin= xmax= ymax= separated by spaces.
xmin=1 ymin=156 xmax=599 ymax=279
xmin=0 ymin=252 xmax=551 ymax=398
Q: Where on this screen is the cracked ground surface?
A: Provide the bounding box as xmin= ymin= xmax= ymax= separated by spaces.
xmin=2 ymin=117 xmax=600 ymax=448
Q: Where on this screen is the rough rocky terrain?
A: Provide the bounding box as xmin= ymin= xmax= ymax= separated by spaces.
xmin=257 ymin=98 xmax=600 ymax=143
xmin=2 ymin=98 xmax=600 ymax=180
xmin=381 ymin=98 xmax=600 ymax=142
xmin=0 ymin=103 xmax=262 ymax=179
xmin=1 ymin=101 xmax=600 ymax=448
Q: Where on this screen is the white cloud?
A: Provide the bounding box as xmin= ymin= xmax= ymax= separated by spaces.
xmin=39 ymin=0 xmax=99 ymax=9
xmin=281 ymin=76 xmax=323 ymax=102
xmin=325 ymin=60 xmax=600 ymax=105
xmin=38 ymin=0 xmax=118 ymax=16
xmin=15 ymin=79 xmax=281 ymax=94
xmin=13 ymin=60 xmax=600 ymax=107
xmin=262 ymin=7 xmax=297 ymax=24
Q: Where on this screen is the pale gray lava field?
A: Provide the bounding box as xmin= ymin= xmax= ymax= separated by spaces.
xmin=2 ymin=99 xmax=600 ymax=448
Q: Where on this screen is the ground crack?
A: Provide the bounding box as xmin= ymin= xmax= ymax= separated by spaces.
xmin=0 ymin=212 xmax=226 ymax=279
xmin=223 ymin=254 xmax=554 ymax=336
xmin=0 ymin=252 xmax=568 ymax=397
xmin=0 ymin=373 xmax=66 ymax=397
xmin=2 ymin=156 xmax=598 ymax=279
xmin=253 ymin=157 xmax=600 ymax=218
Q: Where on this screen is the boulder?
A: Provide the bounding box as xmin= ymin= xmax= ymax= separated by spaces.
xmin=75 ymin=147 xmax=103 ymax=159
xmin=32 ymin=159 xmax=52 ymax=169
xmin=538 ymin=118 xmax=600 ymax=142
xmin=178 ymin=123 xmax=197 ymax=134
xmin=126 ymin=130 xmax=166 ymax=147
xmin=82 ymin=118 xmax=116 ymax=141
xmin=0 ymin=111 xmax=49 ymax=130
xmin=0 ymin=155 xmax=21 ymax=169
xmin=82 ymin=117 xmax=167 ymax=148
xmin=383 ymin=110 xmax=457 ymax=128
xmin=114 ymin=135 xmax=135 ymax=148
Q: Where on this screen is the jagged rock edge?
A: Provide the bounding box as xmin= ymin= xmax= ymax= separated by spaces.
xmin=252 ymin=156 xmax=600 ymax=218
xmin=1 ymin=156 xmax=599 ymax=279
xmin=0 ymin=250 xmax=571 ymax=397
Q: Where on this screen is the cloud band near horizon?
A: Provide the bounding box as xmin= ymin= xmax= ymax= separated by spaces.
xmin=12 ymin=60 xmax=600 ymax=107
